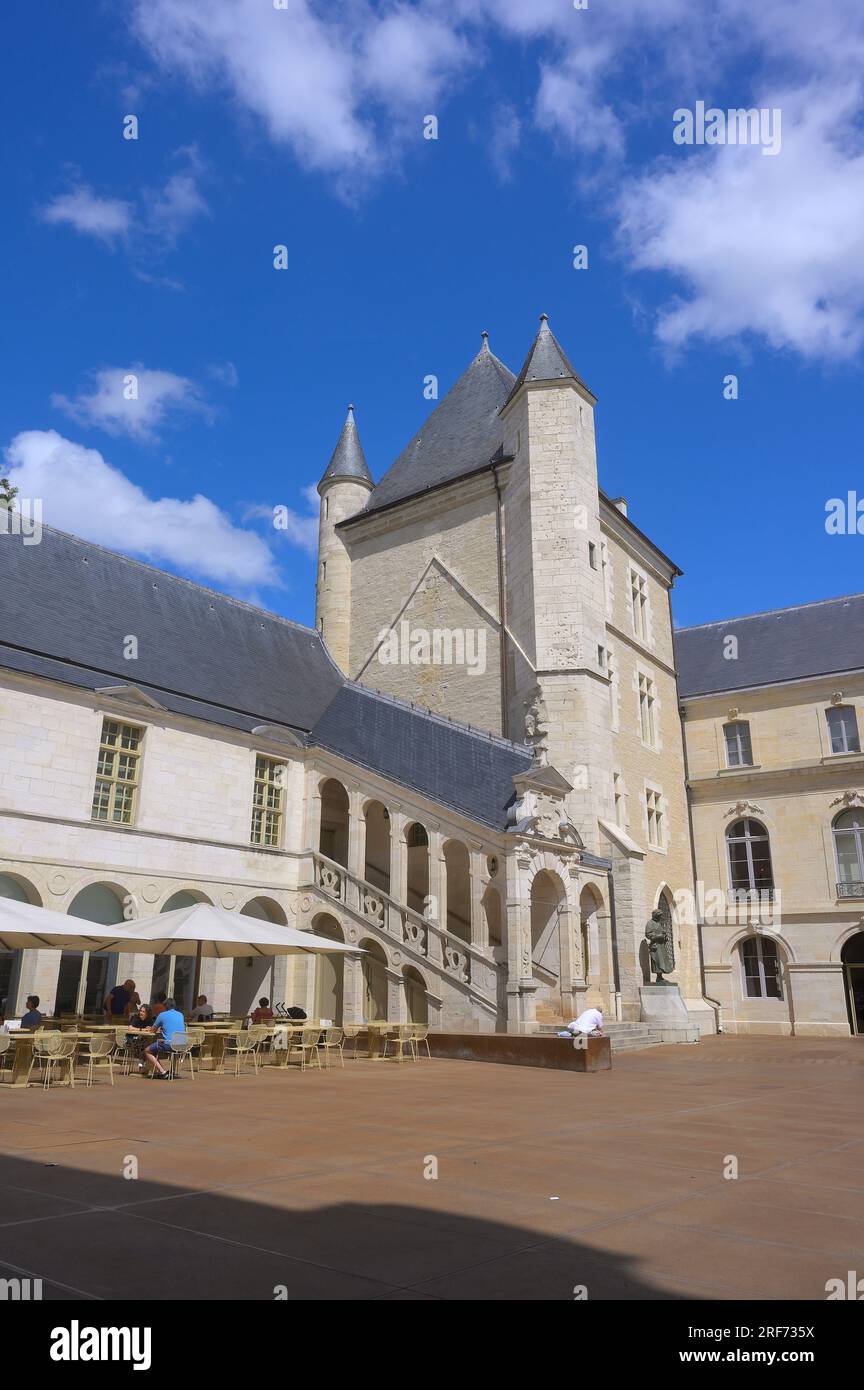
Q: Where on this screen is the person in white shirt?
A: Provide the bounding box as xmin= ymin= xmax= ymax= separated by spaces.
xmin=558 ymin=1008 xmax=603 ymax=1037
xmin=188 ymin=994 xmax=214 ymax=1021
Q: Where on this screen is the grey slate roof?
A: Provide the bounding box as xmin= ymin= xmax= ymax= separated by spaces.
xmin=675 ymin=594 xmax=864 ymax=698
xmin=318 ymin=405 xmax=372 ymax=490
xmin=311 ymin=683 xmax=533 ymax=830
xmin=502 ymin=314 xmax=595 ymax=410
xmin=0 ymin=523 xmax=530 ymax=829
xmin=356 ymin=337 xmax=515 ymax=517
xmin=0 ymin=524 xmax=344 ymax=732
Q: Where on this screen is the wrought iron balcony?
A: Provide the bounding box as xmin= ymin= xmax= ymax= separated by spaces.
xmin=837 ymin=880 xmax=864 ymax=899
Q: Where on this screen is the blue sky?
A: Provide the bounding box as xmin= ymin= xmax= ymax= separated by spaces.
xmin=3 ymin=0 xmax=863 ymax=630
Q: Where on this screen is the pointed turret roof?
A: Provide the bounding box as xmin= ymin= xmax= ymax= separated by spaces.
xmin=318 ymin=404 xmax=373 ymax=492
xmin=359 ymin=334 xmax=515 ymax=516
xmin=503 ymin=314 xmax=595 ymax=409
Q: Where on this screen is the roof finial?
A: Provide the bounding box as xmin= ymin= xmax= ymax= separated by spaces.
xmin=347 ymin=402 xmax=355 ymax=416
xmin=539 ymin=312 xmax=549 ymax=325
xmin=480 ymin=330 xmax=489 ymax=351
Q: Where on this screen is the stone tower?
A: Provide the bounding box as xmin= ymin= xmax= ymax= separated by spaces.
xmin=498 ymin=316 xmax=612 ymax=851
xmin=315 ymin=405 xmax=373 ymax=673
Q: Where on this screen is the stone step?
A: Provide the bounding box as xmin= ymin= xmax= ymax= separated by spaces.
xmin=537 ymin=1020 xmax=670 ymax=1053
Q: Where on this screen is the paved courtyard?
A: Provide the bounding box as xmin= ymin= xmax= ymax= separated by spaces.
xmin=0 ymin=1035 xmax=861 ymax=1301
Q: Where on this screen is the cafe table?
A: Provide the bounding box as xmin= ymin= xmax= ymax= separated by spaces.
xmin=4 ymin=1030 xmax=99 ymax=1089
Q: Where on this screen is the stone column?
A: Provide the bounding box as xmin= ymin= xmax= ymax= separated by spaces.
xmin=386 ymin=968 xmax=406 ymax=1023
xmin=469 ymin=847 xmax=487 ymax=949
xmin=347 ymin=789 xmax=365 ymax=880
xmin=303 ymin=770 xmax=323 ymax=856
xmin=390 ymin=808 xmax=407 ymax=905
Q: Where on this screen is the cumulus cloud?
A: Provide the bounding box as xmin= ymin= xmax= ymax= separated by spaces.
xmin=52 ymin=367 xmax=211 ymax=443
xmin=124 ymin=0 xmax=864 ymax=361
xmin=244 ymin=488 xmax=319 ymax=557
xmin=40 ymin=186 xmax=133 ymax=242
xmin=617 ymin=83 xmax=864 ymax=358
xmin=40 ymin=149 xmax=208 ymax=254
xmin=5 ymin=430 xmax=279 ymax=591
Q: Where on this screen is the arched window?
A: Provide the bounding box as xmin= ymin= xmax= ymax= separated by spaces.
xmin=726 ymin=819 xmax=774 ymax=893
xmin=834 ymin=809 xmax=864 ymax=897
xmin=740 ymin=936 xmax=782 ymax=999
xmin=827 ymin=705 xmax=860 ymax=755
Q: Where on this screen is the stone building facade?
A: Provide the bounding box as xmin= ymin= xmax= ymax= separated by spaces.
xmin=677 ymin=596 xmax=864 ymax=1037
xmin=2 ymin=315 xmax=857 ymax=1037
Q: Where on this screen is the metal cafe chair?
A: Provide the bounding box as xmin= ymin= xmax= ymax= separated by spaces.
xmin=381 ymin=1022 xmax=415 ymax=1063
xmin=293 ymin=1026 xmax=323 ymax=1072
xmin=0 ymin=1032 xmax=13 ymax=1081
xmin=80 ymin=1033 xmax=115 ymax=1087
xmin=113 ymin=1027 xmax=137 ymax=1076
xmin=407 ymin=1025 xmax=431 ymax=1060
xmin=223 ymin=1029 xmax=259 ymax=1076
xmin=27 ymin=1032 xmax=75 ymax=1089
xmin=318 ymin=1026 xmax=344 ymax=1069
xmin=166 ymin=1031 xmax=198 ymax=1080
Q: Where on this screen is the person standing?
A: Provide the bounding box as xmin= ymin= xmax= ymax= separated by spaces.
xmin=103 ymin=979 xmax=138 ymax=1019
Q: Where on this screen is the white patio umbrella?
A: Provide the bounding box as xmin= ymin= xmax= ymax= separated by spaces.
xmin=116 ymin=902 xmax=362 ymax=1001
xmin=0 ymin=897 xmax=139 ymax=953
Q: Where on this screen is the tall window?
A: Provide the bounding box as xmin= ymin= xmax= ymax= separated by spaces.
xmin=646 ymin=788 xmax=664 ymax=847
xmin=834 ymin=809 xmax=864 ymax=896
xmin=726 ymin=818 xmax=774 ymax=892
xmin=723 ymin=720 xmax=753 ymax=767
xmin=639 ymin=672 xmax=656 ymax=746
xmin=91 ymin=719 xmax=142 ymax=824
xmin=250 ymin=755 xmax=285 ymax=847
xmin=827 ymin=705 xmax=860 ymax=754
xmin=630 ymin=569 xmax=649 ymax=640
xmin=740 ymin=936 xmax=783 ymax=999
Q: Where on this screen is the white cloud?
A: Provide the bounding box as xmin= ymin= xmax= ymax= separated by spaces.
xmin=41 ymin=150 xmax=207 ymax=255
xmin=617 ymin=83 xmax=864 ymax=358
xmin=5 ymin=430 xmax=280 ymax=591
xmin=40 ymin=186 xmax=132 ymax=242
xmin=125 ymin=0 xmax=864 ymax=361
xmin=52 ymin=367 xmax=210 ymax=443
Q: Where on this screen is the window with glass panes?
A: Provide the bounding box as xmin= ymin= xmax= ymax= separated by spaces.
xmin=827 ymin=705 xmax=860 ymax=754
xmin=740 ymin=936 xmax=783 ymax=999
xmin=723 ymin=720 xmax=753 ymax=767
xmin=833 ymin=809 xmax=864 ymax=895
xmin=646 ymin=788 xmax=664 ymax=846
xmin=250 ymin=755 xmax=285 ymax=847
xmin=91 ymin=719 xmax=142 ymax=824
xmin=726 ymin=818 xmax=774 ymax=892
xmin=638 ymin=672 xmax=656 ymax=746
xmin=630 ymin=570 xmax=648 ymax=640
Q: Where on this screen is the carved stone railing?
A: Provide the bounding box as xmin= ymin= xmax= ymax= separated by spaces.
xmin=308 ymin=852 xmax=497 ymax=1007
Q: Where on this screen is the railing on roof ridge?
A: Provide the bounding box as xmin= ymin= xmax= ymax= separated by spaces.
xmin=308 ymin=852 xmax=499 ymax=1005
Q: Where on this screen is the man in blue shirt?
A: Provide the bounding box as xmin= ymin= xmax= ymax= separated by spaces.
xmin=143 ymin=997 xmax=185 ymax=1079
xmin=20 ymin=995 xmax=43 ymax=1029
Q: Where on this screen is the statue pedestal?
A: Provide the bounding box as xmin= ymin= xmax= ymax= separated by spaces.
xmin=640 ymin=984 xmax=700 ymax=1043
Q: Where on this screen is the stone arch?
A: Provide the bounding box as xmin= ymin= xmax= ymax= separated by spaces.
xmin=160 ymin=887 xmax=213 ymax=913
xmin=719 ymin=926 xmax=797 ymax=968
xmin=579 ymin=881 xmax=604 ymax=983
xmin=830 ymin=922 xmax=864 ymax=964
xmin=443 ymin=838 xmax=471 ymax=943
xmin=359 ymin=936 xmax=389 ymax=1021
xmin=403 ymin=964 xmax=429 ymax=1025
xmin=0 ymin=871 xmax=42 ymax=906
xmin=319 ymin=777 xmax=350 ymax=868
xmin=530 ymin=868 xmax=570 ymax=1015
xmin=363 ymin=800 xmax=391 ymax=894
xmin=313 ymin=913 xmax=345 ymax=1025
xmin=55 ymin=882 xmax=129 ymax=1016
xmin=240 ymin=895 xmax=288 ymax=924
xmin=405 ymin=821 xmax=430 ymax=915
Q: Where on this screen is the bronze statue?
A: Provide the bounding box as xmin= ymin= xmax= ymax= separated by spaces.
xmin=645 ymin=909 xmax=674 ymax=982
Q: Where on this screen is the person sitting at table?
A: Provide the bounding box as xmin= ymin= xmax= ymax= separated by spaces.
xmin=126 ymin=1003 xmax=153 ymax=1069
xmin=250 ymin=996 xmax=274 ymax=1024
xmin=20 ymin=995 xmax=43 ymax=1029
xmin=188 ymin=994 xmax=214 ymax=1021
xmin=143 ymin=997 xmax=185 ymax=1080
xmin=150 ymin=991 xmax=168 ymax=1019
xmin=103 ymin=978 xmax=138 ymax=1019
